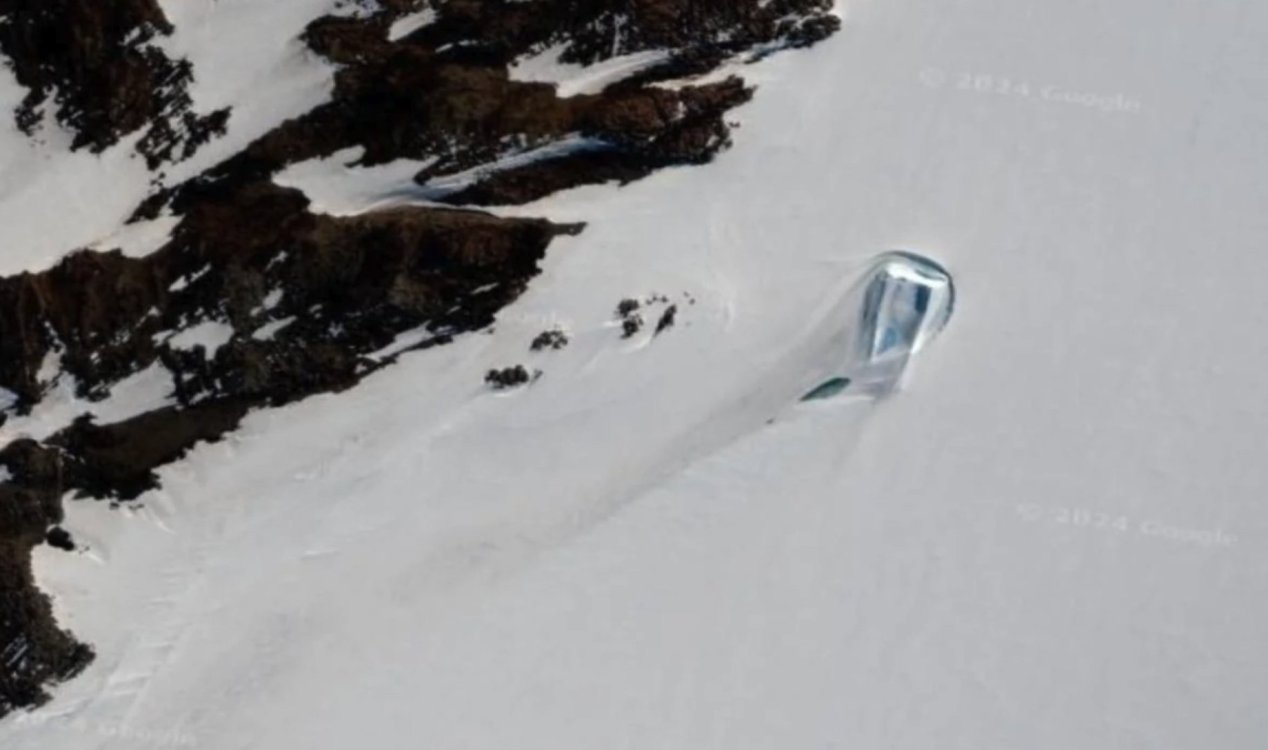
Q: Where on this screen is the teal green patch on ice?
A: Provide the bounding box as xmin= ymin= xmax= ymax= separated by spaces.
xmin=800 ymin=377 xmax=851 ymax=401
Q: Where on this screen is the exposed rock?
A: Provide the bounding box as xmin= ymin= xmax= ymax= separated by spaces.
xmin=0 ymin=440 xmax=95 ymax=714
xmin=621 ymin=315 xmax=645 ymax=339
xmin=141 ymin=0 xmax=839 ymax=217
xmin=43 ymin=527 xmax=73 ymax=552
xmin=0 ymin=190 xmax=573 ymax=412
xmin=485 ymin=365 xmax=536 ymax=389
xmin=530 ymin=329 xmax=570 ymax=351
xmin=615 ymin=298 xmax=644 ymax=338
xmin=654 ymin=304 xmax=678 ymax=335
xmin=616 ymin=298 xmax=642 ymax=318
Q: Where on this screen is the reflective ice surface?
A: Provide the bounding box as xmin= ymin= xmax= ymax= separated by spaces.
xmin=803 ymin=251 xmax=954 ymax=400
xmin=861 ymin=252 xmax=953 ymax=353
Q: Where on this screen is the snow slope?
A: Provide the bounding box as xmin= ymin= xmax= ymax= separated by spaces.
xmin=5 ymin=0 xmax=1268 ymax=747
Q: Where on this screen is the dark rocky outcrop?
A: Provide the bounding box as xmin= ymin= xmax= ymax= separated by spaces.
xmin=0 ymin=440 xmax=94 ymax=715
xmin=42 ymin=528 xmax=73 ymax=553
xmin=654 ymin=304 xmax=678 ymax=336
xmin=0 ymin=0 xmax=229 ymax=167
xmin=0 ymin=0 xmax=838 ymax=716
xmin=530 ymin=329 xmax=570 ymax=352
xmin=485 ymin=365 xmax=537 ymax=390
xmin=615 ymin=298 xmax=644 ymax=338
xmin=0 ymin=189 xmax=574 ymax=412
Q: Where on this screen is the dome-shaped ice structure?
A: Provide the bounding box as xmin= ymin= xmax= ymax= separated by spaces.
xmin=802 ymin=251 xmax=954 ymax=400
xmin=857 ymin=252 xmax=954 ymax=360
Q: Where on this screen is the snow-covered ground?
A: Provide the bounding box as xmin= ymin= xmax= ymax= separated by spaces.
xmin=5 ymin=0 xmax=1268 ymax=747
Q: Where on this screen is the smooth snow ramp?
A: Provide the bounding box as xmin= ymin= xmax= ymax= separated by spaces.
xmin=575 ymin=250 xmax=955 ymax=525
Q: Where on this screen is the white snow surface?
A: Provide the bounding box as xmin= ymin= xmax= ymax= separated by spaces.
xmin=388 ymin=7 xmax=438 ymax=42
xmin=152 ymin=0 xmax=342 ymax=185
xmin=162 ymin=321 xmax=236 ymax=361
xmin=0 ymin=364 xmax=173 ymax=443
xmin=89 ymin=216 xmax=182 ymax=259
xmin=0 ymin=67 xmax=154 ymax=275
xmin=3 ymin=0 xmax=1268 ymax=748
xmin=510 ymin=44 xmax=673 ymax=97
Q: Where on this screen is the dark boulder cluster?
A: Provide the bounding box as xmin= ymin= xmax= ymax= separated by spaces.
xmin=485 ymin=365 xmax=538 ymax=390
xmin=614 ymin=293 xmax=683 ymax=339
xmin=0 ymin=0 xmax=838 ymax=715
xmin=530 ymin=329 xmax=570 ymax=352
xmin=616 ymin=298 xmax=645 ymax=338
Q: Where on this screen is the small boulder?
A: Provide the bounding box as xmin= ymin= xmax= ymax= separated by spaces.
xmin=654 ymin=305 xmax=677 ymax=336
xmin=45 ymin=527 xmax=76 ymax=552
xmin=485 ymin=365 xmax=537 ymax=390
xmin=530 ymin=329 xmax=569 ymax=351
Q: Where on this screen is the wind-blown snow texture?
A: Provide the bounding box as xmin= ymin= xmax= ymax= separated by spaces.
xmin=4 ymin=0 xmax=1268 ymax=748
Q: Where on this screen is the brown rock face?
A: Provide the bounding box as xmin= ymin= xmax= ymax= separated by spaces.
xmin=0 ymin=0 xmax=839 ymax=715
xmin=0 ymin=440 xmax=94 ymax=714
